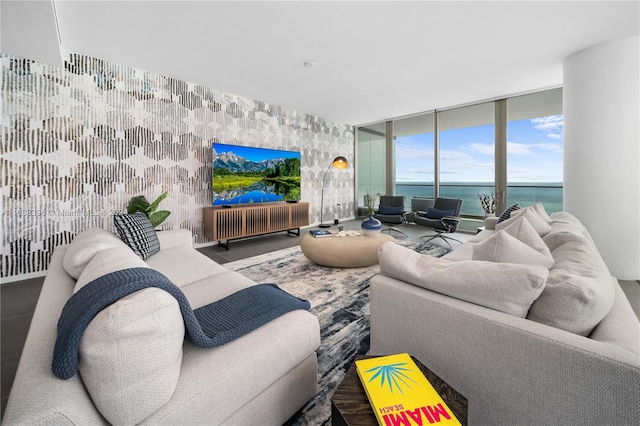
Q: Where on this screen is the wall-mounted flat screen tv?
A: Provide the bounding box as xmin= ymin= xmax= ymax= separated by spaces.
xmin=212 ymin=143 xmax=301 ymax=205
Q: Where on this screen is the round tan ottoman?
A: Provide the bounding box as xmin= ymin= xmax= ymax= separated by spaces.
xmin=300 ymin=232 xmax=395 ymax=268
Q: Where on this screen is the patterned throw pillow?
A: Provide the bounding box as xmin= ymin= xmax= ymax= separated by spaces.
xmin=497 ymin=203 xmax=520 ymax=223
xmin=113 ymin=213 xmax=160 ymax=259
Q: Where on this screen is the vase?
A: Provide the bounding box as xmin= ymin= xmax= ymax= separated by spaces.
xmin=361 ymin=214 xmax=382 ymax=237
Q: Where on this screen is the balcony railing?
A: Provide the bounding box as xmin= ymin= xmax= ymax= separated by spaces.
xmin=395 ymin=182 xmax=563 ymax=218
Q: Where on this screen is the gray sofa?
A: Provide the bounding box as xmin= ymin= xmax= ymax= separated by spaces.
xmin=4 ymin=228 xmax=320 ymax=425
xmin=370 ymin=205 xmax=640 ymax=425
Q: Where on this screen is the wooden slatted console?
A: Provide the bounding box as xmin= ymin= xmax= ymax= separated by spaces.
xmin=203 ymin=202 xmax=309 ymax=250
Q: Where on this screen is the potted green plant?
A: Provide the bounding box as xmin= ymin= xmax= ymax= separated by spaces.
xmin=127 ymin=192 xmax=171 ymax=228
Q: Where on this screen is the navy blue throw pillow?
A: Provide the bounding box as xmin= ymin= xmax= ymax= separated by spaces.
xmin=425 ymin=208 xmax=456 ymax=219
xmin=378 ymin=205 xmax=405 ymax=215
xmin=497 ymin=203 xmax=521 ymax=223
xmin=113 ymin=213 xmax=160 ymax=260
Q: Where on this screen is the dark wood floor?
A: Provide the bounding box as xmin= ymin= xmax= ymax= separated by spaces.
xmin=1 ymin=219 xmax=638 ymax=420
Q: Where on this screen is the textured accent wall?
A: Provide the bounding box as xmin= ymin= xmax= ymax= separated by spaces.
xmin=1 ymin=53 xmax=354 ymax=279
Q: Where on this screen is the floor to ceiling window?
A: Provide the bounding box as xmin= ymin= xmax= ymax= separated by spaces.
xmin=506 ymin=88 xmax=563 ymax=213
xmin=356 ymin=125 xmax=386 ymax=214
xmin=356 ymin=88 xmax=564 ymax=220
xmin=438 ymin=102 xmax=495 ymax=217
xmin=394 ymin=113 xmax=435 ymax=203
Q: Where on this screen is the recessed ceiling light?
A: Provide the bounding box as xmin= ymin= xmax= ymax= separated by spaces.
xmin=303 ymin=61 xmax=315 ymax=68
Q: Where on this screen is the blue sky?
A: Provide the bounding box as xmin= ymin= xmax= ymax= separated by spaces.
xmin=213 ymin=143 xmax=300 ymax=162
xmin=395 ymin=115 xmax=563 ymax=183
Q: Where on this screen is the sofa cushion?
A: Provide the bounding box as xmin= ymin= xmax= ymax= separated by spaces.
xmin=543 ymin=212 xmax=588 ymax=251
xmin=114 ymin=213 xmax=161 ymax=259
xmin=496 ymin=208 xmax=552 ymax=237
xmin=472 ymin=231 xmax=554 ymax=268
xmin=549 ymin=211 xmax=584 ymax=231
xmin=497 ymin=203 xmax=520 ymax=223
xmin=75 ymin=249 xmax=184 ymax=425
xmin=527 ymin=242 xmax=615 ymax=336
xmin=62 ymin=228 xmax=129 ymax=279
xmin=378 ymin=242 xmax=548 ymax=317
xmin=543 ymin=230 xmax=589 ymax=253
xmin=146 ymin=246 xmax=230 ymax=288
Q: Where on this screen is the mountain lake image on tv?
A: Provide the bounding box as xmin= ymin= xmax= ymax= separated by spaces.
xmin=212 ymin=143 xmax=301 ymax=205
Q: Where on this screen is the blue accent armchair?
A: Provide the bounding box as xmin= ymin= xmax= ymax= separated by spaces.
xmin=413 ymin=197 xmax=464 ymax=248
xmin=374 ymin=195 xmax=408 ymax=237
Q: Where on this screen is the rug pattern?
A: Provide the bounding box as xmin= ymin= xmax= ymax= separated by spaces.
xmin=225 ymin=240 xmax=449 ymax=425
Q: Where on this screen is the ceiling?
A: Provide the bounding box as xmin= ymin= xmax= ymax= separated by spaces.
xmin=1 ymin=1 xmax=638 ymax=126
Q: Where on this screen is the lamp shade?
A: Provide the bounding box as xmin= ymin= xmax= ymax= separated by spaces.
xmin=332 ymin=156 xmax=348 ymax=169
xmin=319 ymin=155 xmax=348 ymax=228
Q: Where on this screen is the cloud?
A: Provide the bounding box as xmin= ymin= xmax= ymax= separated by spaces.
xmin=396 ymin=145 xmax=434 ymax=160
xmin=396 ymin=168 xmax=434 ymax=182
xmin=439 ymin=150 xmax=495 ymax=181
xmin=468 ymin=141 xmax=562 ymax=157
xmin=468 ymin=143 xmax=494 ymax=155
xmin=532 ymin=115 xmax=563 ymax=139
xmin=507 ymin=142 xmax=534 ymax=156
xmin=506 ymin=141 xmax=563 ymax=156
xmin=508 ymin=164 xmax=563 ymax=182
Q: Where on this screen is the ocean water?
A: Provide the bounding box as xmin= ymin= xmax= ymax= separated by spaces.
xmin=395 ymin=182 xmax=563 ymax=217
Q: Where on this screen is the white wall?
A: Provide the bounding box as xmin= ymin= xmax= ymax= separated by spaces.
xmin=563 ymin=36 xmax=640 ymax=280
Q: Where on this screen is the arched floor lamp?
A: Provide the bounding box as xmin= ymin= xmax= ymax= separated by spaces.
xmin=319 ymin=156 xmax=348 ymax=228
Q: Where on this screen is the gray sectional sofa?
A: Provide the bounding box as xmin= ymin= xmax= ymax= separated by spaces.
xmin=370 ymin=205 xmax=640 ymax=425
xmin=4 ymin=228 xmax=320 ymax=425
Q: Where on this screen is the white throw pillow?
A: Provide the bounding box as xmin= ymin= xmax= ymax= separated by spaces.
xmin=509 ymin=203 xmax=550 ymax=223
xmin=531 ymin=202 xmax=552 ymax=222
xmin=62 ymin=228 xmax=129 ymax=279
xmin=495 ymin=216 xmax=553 ymax=259
xmin=497 ymin=208 xmax=552 ymax=237
xmin=472 ymin=231 xmax=554 ymax=268
xmin=378 ymin=242 xmax=548 ymax=317
xmin=75 ymin=250 xmax=184 ymax=425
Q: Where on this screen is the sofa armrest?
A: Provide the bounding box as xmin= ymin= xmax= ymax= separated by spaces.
xmin=4 ymin=247 xmax=107 ymax=425
xmin=156 ymin=229 xmax=193 ymax=250
xmin=369 ymin=274 xmax=640 ymax=425
xmin=484 ymin=215 xmax=499 ymax=230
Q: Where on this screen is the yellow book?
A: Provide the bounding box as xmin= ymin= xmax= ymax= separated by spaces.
xmin=355 ymin=353 xmax=461 ymax=426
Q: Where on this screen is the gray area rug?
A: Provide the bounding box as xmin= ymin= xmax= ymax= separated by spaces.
xmin=225 ymin=240 xmax=450 ymax=426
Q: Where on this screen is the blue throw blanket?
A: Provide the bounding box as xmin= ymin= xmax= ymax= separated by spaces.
xmin=52 ymin=267 xmax=310 ymax=380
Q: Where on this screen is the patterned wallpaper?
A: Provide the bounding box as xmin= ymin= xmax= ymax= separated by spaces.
xmin=1 ymin=53 xmax=354 ymax=280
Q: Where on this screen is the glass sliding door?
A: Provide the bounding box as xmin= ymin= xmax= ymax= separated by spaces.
xmin=356 ymin=125 xmax=386 ymax=215
xmin=506 ymin=88 xmax=563 ymax=213
xmin=438 ymin=102 xmax=495 ymax=217
xmin=394 ymin=113 xmax=435 ymax=204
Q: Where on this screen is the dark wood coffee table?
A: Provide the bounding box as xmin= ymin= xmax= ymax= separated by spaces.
xmin=331 ymin=355 xmax=468 ymax=426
